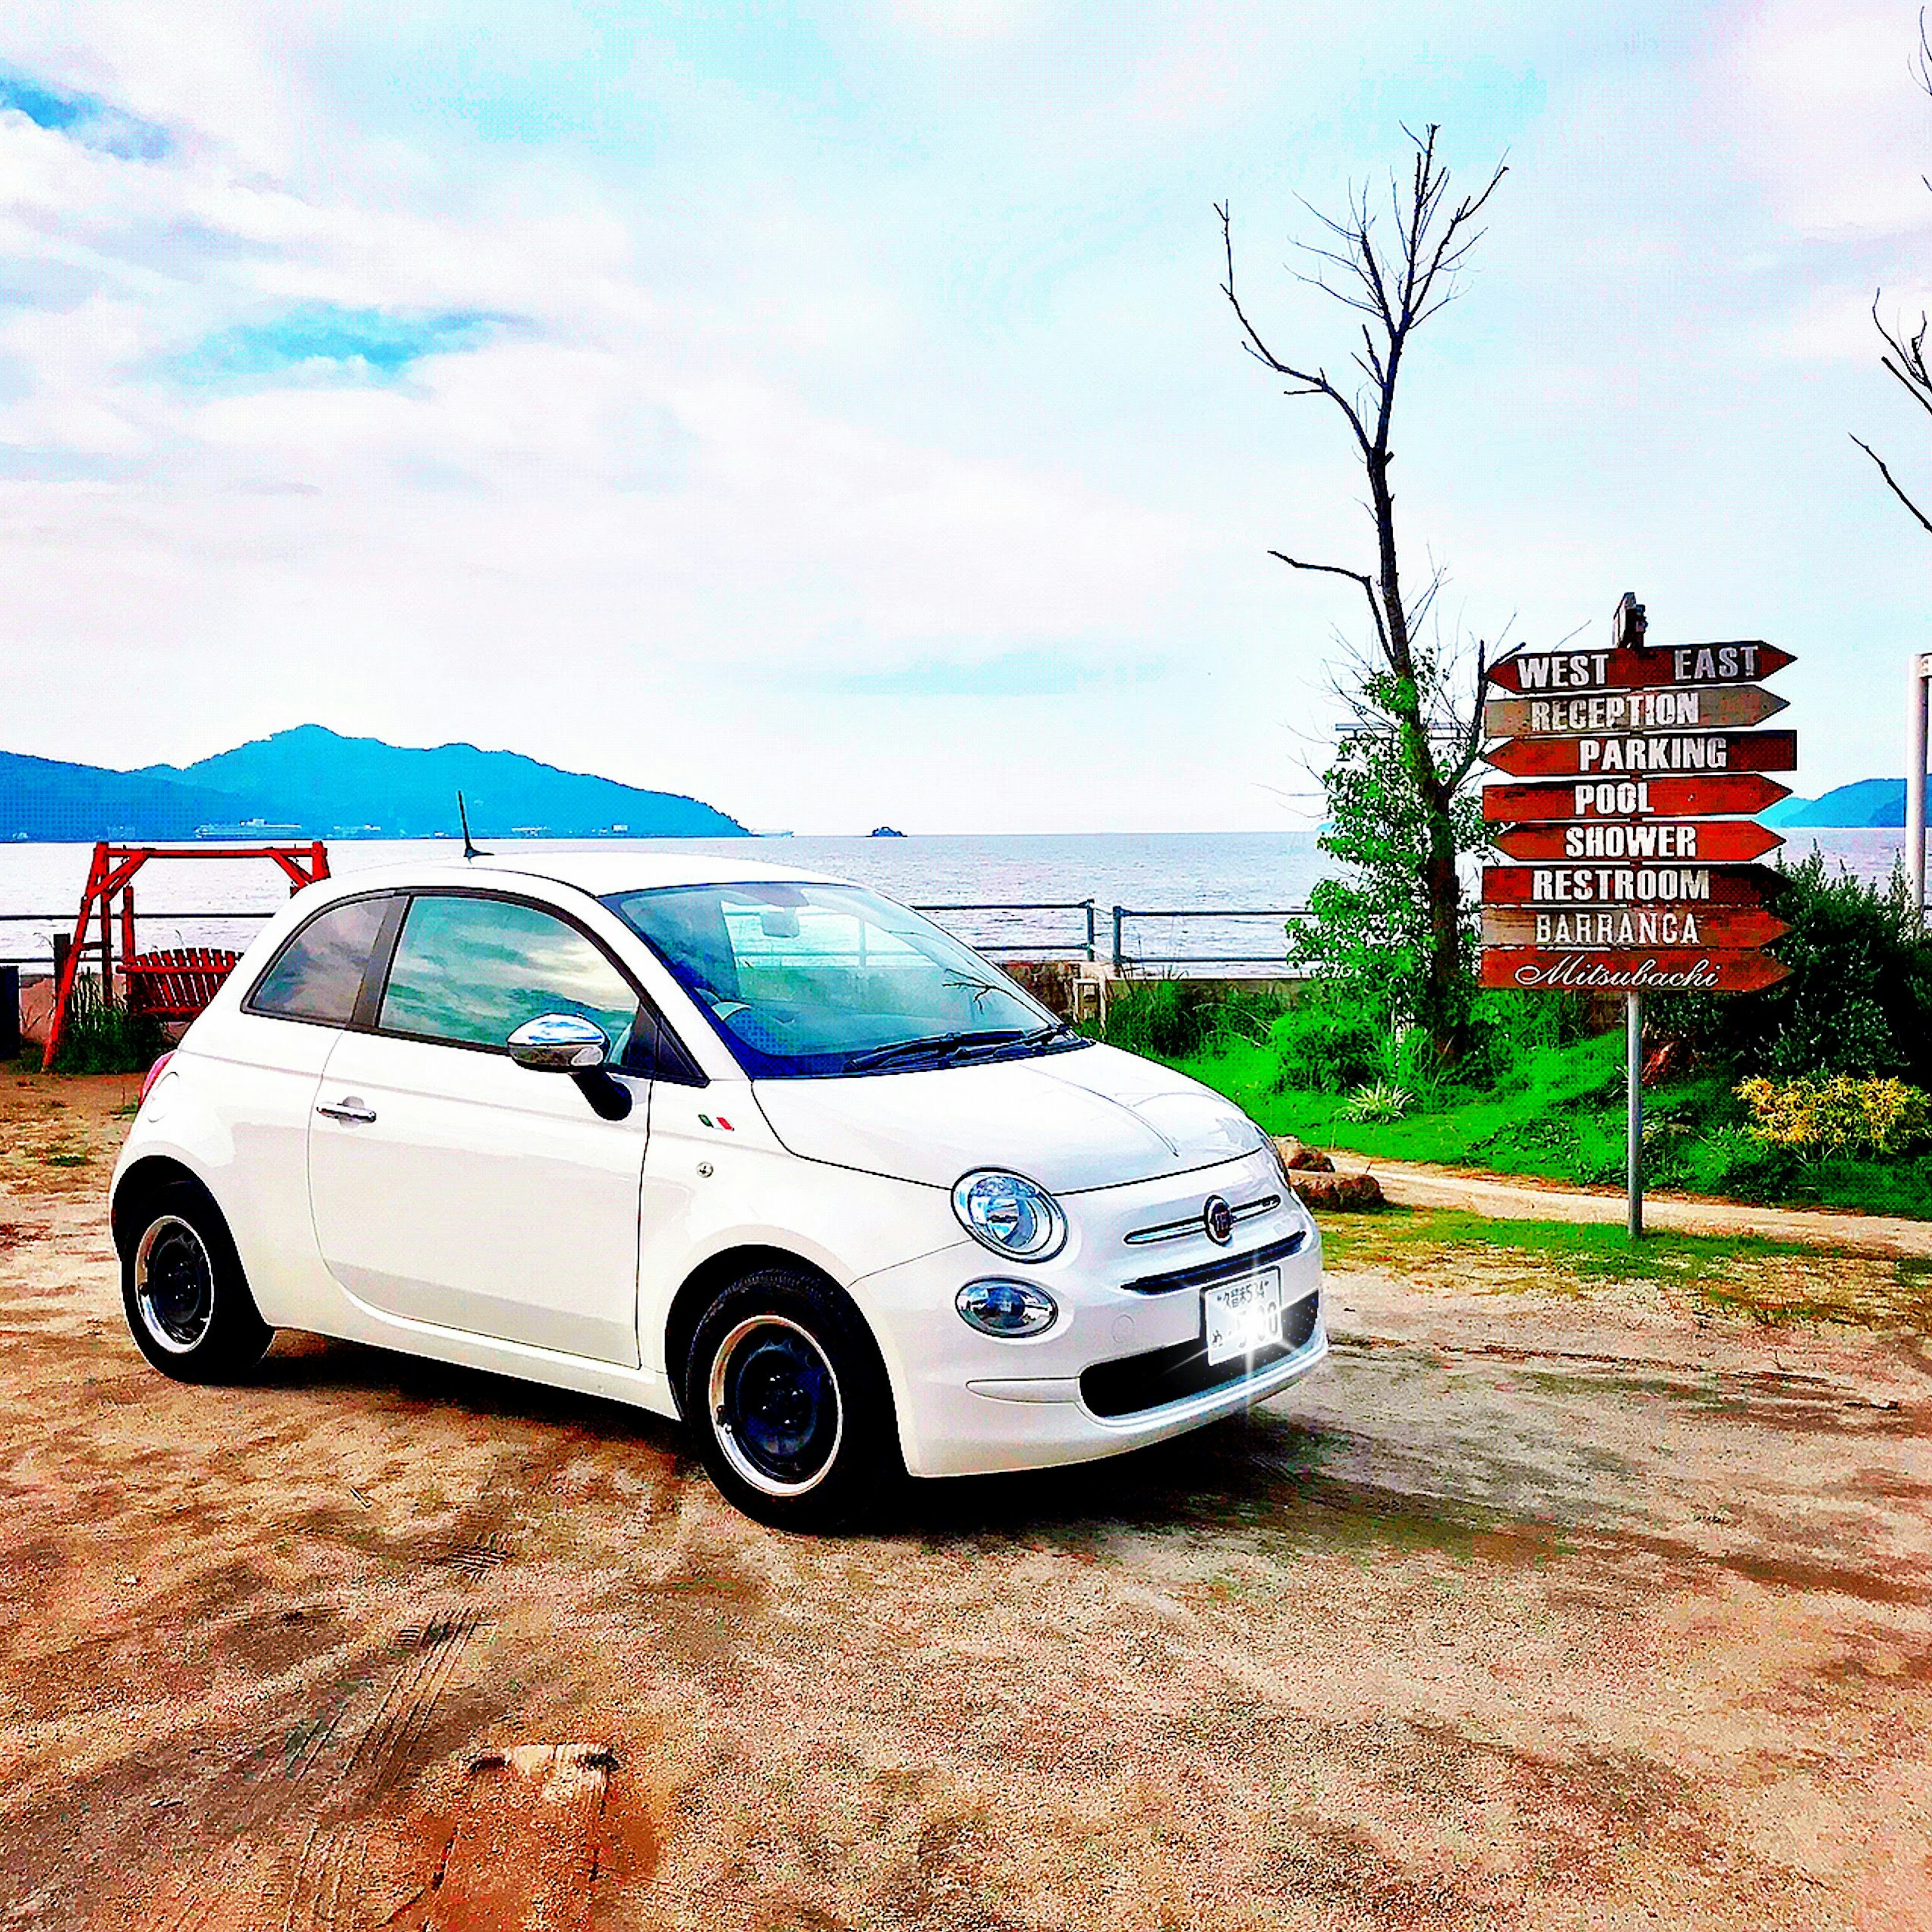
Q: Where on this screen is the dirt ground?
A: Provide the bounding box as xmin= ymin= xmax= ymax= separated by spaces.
xmin=2 ymin=1075 xmax=1928 ymax=1931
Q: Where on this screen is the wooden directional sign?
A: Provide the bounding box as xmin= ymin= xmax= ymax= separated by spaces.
xmin=1486 ymin=641 xmax=1795 ymax=695
xmin=1482 ymin=907 xmax=1788 ymax=950
xmin=1481 ymin=862 xmax=1780 ymax=907
xmin=1480 ymin=948 xmax=1792 ymax=994
xmin=1494 ymin=820 xmax=1784 ymax=863
xmin=1484 ymin=729 xmax=1797 ymax=780
xmin=1481 ymin=614 xmax=1795 ymax=1026
xmin=1482 ymin=773 xmax=1791 ymax=823
xmin=1483 ymin=685 xmax=1788 ymax=738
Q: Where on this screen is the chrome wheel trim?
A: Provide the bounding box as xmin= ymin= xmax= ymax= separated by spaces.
xmin=133 ymin=1214 xmax=215 ymax=1356
xmin=705 ymin=1314 xmax=845 ymax=1498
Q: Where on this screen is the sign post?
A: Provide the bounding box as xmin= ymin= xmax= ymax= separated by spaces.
xmin=1480 ymin=595 xmax=1795 ymax=1239
xmin=1626 ymin=990 xmax=1642 ymax=1238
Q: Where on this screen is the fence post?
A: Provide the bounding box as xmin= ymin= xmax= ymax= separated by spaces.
xmin=52 ymin=932 xmax=69 ymax=991
xmin=1111 ymin=906 xmax=1125 ymax=976
xmin=0 ymin=965 xmax=17 ymax=1063
xmin=1083 ymin=899 xmax=1096 ymax=963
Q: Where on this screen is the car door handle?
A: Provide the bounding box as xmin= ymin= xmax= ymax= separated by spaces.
xmin=315 ymin=1099 xmax=378 ymax=1124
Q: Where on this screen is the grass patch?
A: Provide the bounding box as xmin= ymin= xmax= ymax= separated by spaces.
xmin=1316 ymin=1206 xmax=1932 ymax=1327
xmin=1150 ymin=1030 xmax=1932 ymax=1221
xmin=1320 ymin=1206 xmax=1810 ymax=1284
xmin=42 ymin=1151 xmax=90 ymax=1168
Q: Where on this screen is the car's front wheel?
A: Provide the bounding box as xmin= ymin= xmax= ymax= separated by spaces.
xmin=120 ymin=1181 xmax=273 ymax=1383
xmin=683 ymin=1267 xmax=903 ymax=1532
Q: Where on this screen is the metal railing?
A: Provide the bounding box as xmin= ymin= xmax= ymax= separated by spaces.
xmin=0 ymin=909 xmax=274 ymax=969
xmin=910 ymin=901 xmax=1313 ymax=974
xmin=910 ymin=900 xmax=1099 ymax=960
xmin=2 ymin=899 xmax=1318 ymax=978
xmin=1105 ymin=906 xmax=1313 ymax=973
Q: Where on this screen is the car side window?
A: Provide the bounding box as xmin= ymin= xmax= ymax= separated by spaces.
xmin=377 ymin=895 xmax=645 ymax=1061
xmin=248 ymin=895 xmax=394 ymax=1026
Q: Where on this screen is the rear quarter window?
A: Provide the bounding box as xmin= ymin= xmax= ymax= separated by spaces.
xmin=247 ymin=896 xmax=393 ymax=1026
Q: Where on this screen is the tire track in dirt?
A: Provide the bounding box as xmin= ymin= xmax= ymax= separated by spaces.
xmin=125 ymin=1426 xmax=664 ymax=1932
xmin=129 ymin=1585 xmax=497 ymax=1931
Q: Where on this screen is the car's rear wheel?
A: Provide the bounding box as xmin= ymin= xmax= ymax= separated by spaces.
xmin=683 ymin=1267 xmax=903 ymax=1532
xmin=120 ymin=1182 xmax=272 ymax=1383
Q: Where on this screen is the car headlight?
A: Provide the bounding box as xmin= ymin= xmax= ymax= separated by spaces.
xmin=951 ymin=1169 xmax=1067 ymax=1261
xmin=956 ymin=1279 xmax=1058 ymax=1337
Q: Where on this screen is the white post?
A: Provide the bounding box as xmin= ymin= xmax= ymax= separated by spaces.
xmin=1910 ymin=653 xmax=1930 ymax=924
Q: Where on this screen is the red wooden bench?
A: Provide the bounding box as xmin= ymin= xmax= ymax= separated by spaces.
xmin=125 ymin=948 xmax=240 ymax=1023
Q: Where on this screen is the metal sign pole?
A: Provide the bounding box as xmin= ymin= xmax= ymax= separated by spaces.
xmin=1626 ymin=989 xmax=1643 ymax=1240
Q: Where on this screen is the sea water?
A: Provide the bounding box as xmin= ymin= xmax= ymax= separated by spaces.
xmin=0 ymin=827 xmax=1911 ymax=977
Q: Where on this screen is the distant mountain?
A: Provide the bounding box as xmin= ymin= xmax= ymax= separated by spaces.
xmin=1 ymin=725 xmax=747 ymax=841
xmin=0 ymin=750 xmax=252 ymax=841
xmin=1763 ymin=779 xmax=1911 ymax=829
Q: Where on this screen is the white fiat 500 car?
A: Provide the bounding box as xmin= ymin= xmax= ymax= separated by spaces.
xmin=112 ymin=854 xmax=1326 ymax=1528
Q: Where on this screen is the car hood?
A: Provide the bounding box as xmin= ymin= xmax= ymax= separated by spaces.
xmin=750 ymin=1041 xmax=1266 ymax=1191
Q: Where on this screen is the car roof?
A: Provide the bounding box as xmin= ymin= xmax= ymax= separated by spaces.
xmin=317 ymin=848 xmax=843 ymax=901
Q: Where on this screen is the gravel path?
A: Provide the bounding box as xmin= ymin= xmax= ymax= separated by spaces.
xmin=1323 ymin=1152 xmax=1932 ymax=1256
xmin=3 ymin=1076 xmax=1928 ymax=1929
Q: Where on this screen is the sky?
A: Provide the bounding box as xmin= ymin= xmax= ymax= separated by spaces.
xmin=1 ymin=0 xmax=1929 ymax=834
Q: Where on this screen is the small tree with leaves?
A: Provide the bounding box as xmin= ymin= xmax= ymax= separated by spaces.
xmin=1292 ymin=658 xmax=1489 ymax=1039
xmin=1220 ymin=125 xmax=1505 ymax=1048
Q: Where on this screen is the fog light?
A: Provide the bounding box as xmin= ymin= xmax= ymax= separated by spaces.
xmin=956 ymin=1279 xmax=1057 ymax=1338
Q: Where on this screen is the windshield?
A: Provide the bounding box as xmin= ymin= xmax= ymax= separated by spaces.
xmin=601 ymin=880 xmax=1087 ymax=1078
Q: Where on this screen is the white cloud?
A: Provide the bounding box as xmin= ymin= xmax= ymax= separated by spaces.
xmin=0 ymin=0 xmax=1927 ymax=831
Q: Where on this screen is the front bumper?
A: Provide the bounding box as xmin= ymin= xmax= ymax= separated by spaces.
xmin=851 ymin=1149 xmax=1329 ymax=1478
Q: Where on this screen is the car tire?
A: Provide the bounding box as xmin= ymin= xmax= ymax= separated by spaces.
xmin=120 ymin=1180 xmax=273 ymax=1384
xmin=682 ymin=1266 xmax=904 ymax=1533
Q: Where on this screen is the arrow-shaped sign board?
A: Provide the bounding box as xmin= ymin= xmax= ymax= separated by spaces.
xmin=1482 ymin=773 xmax=1791 ymax=823
xmin=1479 ymin=948 xmax=1792 ymax=994
xmin=1484 ymin=729 xmax=1797 ymax=780
xmin=1483 ymin=685 xmax=1788 ymax=738
xmin=1482 ymin=907 xmax=1787 ymax=950
xmin=1486 ymin=642 xmax=1795 ymax=695
xmin=1492 ymin=820 xmax=1785 ymax=863
xmin=1482 ymin=862 xmax=1780 ymax=907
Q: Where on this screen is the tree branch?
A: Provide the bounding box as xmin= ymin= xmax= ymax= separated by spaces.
xmin=1852 ymin=434 xmax=1932 ymax=534
xmin=1267 ymin=550 xmax=1391 ymax=659
xmin=1445 ymin=633 xmax=1493 ymax=788
xmin=1218 ymin=201 xmax=1374 ymax=453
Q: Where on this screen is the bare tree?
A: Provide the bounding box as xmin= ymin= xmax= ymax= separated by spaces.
xmin=1218 ymin=124 xmax=1506 ymax=1046
xmin=1854 ymin=11 xmax=1932 ymax=532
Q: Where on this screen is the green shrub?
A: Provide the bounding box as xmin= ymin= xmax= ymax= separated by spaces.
xmin=1675 ymin=1126 xmax=1806 ymax=1202
xmin=1089 ymin=980 xmax=1291 ymax=1061
xmin=1649 ymin=851 xmax=1932 ymax=1085
xmin=1458 ymin=988 xmax=1597 ymax=1088
xmin=1265 ymin=986 xmax=1387 ymax=1093
xmin=1735 ymin=1074 xmax=1931 ymax=1158
xmin=49 ymin=978 xmax=169 ymax=1075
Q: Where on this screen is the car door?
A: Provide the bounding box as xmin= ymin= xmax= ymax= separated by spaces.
xmin=307 ymin=890 xmax=653 ymax=1365
xmin=196 ymin=890 xmax=403 ymax=1318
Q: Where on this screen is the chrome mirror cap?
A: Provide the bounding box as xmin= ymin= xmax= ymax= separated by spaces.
xmin=507 ymin=1012 xmax=611 ymax=1072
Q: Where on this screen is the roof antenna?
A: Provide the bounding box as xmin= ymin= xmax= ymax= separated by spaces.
xmin=457 ymin=791 xmax=489 ymax=860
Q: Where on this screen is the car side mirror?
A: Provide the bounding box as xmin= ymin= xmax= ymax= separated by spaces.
xmin=507 ymin=1013 xmax=610 ymax=1073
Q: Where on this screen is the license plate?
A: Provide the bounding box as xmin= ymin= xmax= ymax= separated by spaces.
xmin=1203 ymin=1267 xmax=1284 ymax=1367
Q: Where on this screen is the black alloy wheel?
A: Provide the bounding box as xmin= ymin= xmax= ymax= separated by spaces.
xmin=683 ymin=1266 xmax=903 ymax=1533
xmin=119 ymin=1181 xmax=273 ymax=1383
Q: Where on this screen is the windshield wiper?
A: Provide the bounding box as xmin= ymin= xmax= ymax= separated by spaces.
xmin=950 ymin=1022 xmax=1074 ymax=1062
xmin=844 ymin=1028 xmax=1028 ymax=1072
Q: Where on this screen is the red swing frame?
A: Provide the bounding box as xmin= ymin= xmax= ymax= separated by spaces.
xmin=41 ymin=841 xmax=330 ymax=1069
